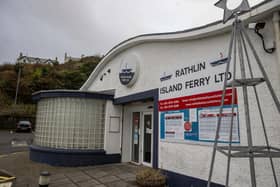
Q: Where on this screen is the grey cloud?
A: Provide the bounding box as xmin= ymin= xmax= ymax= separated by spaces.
xmin=0 ymin=0 xmax=263 ymax=64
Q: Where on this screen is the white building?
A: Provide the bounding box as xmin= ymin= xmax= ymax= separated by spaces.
xmin=31 ymin=1 xmax=280 ymax=186
xmin=64 ymin=52 xmax=84 ymax=63
xmin=17 ymin=52 xmax=58 ymax=65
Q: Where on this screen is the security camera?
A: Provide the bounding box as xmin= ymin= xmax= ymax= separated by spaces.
xmin=255 ymin=22 xmax=266 ymax=30
xmin=248 ymin=22 xmax=257 ymax=30
xmin=248 ymin=22 xmax=266 ymax=30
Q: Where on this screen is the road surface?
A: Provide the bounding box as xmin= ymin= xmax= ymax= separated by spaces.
xmin=0 ymin=130 xmax=33 ymax=155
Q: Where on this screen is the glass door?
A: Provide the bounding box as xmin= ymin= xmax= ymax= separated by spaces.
xmin=142 ymin=112 xmax=153 ymax=166
xmin=131 ymin=112 xmax=140 ymax=163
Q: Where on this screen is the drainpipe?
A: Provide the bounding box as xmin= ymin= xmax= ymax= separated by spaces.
xmin=120 ymin=105 xmax=124 ymax=159
xmin=273 ymin=12 xmax=280 ymax=79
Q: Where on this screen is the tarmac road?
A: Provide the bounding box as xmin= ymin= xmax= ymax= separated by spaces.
xmin=0 ymin=130 xmax=33 ymax=155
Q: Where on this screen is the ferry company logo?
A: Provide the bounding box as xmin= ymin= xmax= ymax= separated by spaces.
xmin=160 ymin=72 xmax=172 ymax=82
xmin=119 ymin=54 xmax=139 ymax=87
xmin=210 ymin=53 xmax=228 ymax=67
xmin=210 ymin=57 xmax=228 ymax=67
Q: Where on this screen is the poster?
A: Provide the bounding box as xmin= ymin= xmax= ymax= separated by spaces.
xmin=159 ymin=86 xmax=240 ymax=143
xmin=164 ymin=113 xmax=184 ymax=140
xmin=198 ymin=107 xmax=239 ymax=142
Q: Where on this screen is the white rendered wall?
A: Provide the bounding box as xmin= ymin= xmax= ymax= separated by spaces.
xmin=87 ymin=15 xmax=280 ymax=186
xmin=104 ymin=100 xmax=122 ymax=154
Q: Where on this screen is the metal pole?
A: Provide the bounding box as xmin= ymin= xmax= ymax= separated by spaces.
xmin=237 ymin=22 xmax=256 ymax=187
xmin=225 ymin=16 xmax=238 ymax=187
xmin=207 ymin=20 xmax=237 ymax=187
xmin=14 ymin=65 xmax=22 ymax=105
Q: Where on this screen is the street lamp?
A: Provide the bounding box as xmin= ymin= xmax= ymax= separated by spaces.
xmin=14 ymin=62 xmax=22 ymax=105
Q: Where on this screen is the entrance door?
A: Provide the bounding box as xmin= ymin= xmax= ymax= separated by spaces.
xmin=131 ymin=112 xmax=140 ymax=163
xmin=142 ymin=112 xmax=153 ymax=166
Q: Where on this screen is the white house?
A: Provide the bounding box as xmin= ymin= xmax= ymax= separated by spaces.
xmin=64 ymin=52 xmax=84 ymax=63
xmin=17 ymin=52 xmax=58 ymax=65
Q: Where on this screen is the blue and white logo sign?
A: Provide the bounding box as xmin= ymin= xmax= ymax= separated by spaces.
xmin=119 ymin=54 xmax=139 ymax=87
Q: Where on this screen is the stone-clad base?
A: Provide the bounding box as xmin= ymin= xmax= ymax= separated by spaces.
xmin=29 ymin=145 xmax=121 ymax=167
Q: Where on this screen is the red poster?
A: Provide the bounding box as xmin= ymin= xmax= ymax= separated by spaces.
xmin=159 ymin=88 xmax=237 ymax=111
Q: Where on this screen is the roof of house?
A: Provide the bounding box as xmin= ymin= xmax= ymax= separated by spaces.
xmin=18 ymin=56 xmax=57 ymax=64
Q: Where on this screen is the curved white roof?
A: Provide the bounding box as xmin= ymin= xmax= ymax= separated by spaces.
xmin=81 ymin=0 xmax=280 ymax=91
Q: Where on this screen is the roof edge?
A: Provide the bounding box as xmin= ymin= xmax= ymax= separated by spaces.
xmin=32 ymin=89 xmax=114 ymax=101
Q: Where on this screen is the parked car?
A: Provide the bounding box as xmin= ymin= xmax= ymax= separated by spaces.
xmin=16 ymin=121 xmax=32 ymax=132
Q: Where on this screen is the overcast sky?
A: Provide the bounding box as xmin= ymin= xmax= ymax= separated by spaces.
xmin=0 ymin=0 xmax=263 ymax=64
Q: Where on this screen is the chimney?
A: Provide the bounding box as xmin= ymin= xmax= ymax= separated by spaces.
xmin=64 ymin=52 xmax=67 ymax=61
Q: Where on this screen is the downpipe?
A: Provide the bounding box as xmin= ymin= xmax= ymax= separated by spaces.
xmin=273 ymin=11 xmax=280 ymax=84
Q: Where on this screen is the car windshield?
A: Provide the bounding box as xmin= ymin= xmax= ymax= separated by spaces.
xmin=19 ymin=121 xmax=31 ymax=125
xmin=20 ymin=124 xmax=30 ymax=127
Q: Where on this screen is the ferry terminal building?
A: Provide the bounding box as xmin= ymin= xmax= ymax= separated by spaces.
xmin=30 ymin=1 xmax=280 ymax=186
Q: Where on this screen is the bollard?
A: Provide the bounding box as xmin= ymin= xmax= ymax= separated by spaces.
xmin=38 ymin=171 xmax=50 ymax=187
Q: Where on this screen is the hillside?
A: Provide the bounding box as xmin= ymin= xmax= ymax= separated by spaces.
xmin=0 ymin=56 xmax=101 ymax=116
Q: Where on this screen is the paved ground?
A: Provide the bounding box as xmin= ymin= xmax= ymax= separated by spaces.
xmin=0 ymin=130 xmax=144 ymax=186
xmin=0 ymin=151 xmax=143 ymax=187
xmin=0 ymin=130 xmax=33 ymax=154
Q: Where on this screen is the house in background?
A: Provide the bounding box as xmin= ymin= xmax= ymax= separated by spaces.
xmin=64 ymin=52 xmax=85 ymax=63
xmin=17 ymin=52 xmax=58 ymax=65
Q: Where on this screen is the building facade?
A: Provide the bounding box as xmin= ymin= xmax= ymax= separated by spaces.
xmin=31 ymin=1 xmax=280 ymax=186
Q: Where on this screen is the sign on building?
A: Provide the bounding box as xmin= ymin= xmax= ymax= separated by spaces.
xmin=159 ymin=57 xmax=240 ymax=143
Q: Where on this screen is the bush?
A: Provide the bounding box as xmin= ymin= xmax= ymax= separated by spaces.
xmin=136 ymin=168 xmax=166 ymax=187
